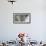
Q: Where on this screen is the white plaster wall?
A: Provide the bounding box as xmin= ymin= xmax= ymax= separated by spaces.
xmin=0 ymin=0 xmax=46 ymax=41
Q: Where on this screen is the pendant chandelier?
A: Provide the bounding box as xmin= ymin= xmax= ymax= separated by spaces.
xmin=8 ymin=0 xmax=16 ymax=4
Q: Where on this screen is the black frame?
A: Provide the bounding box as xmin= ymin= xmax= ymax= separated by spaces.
xmin=13 ymin=13 xmax=31 ymax=24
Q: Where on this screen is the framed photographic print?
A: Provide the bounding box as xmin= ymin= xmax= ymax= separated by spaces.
xmin=13 ymin=13 xmax=31 ymax=24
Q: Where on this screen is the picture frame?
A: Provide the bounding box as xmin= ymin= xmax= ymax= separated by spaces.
xmin=13 ymin=13 xmax=31 ymax=24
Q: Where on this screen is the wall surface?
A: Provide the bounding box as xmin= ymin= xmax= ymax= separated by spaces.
xmin=0 ymin=0 xmax=46 ymax=41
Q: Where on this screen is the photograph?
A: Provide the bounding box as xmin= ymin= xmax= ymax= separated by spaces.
xmin=13 ymin=13 xmax=31 ymax=24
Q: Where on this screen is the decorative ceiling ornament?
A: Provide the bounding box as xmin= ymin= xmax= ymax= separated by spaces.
xmin=8 ymin=0 xmax=16 ymax=4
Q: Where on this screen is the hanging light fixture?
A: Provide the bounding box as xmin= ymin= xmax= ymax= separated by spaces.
xmin=8 ymin=0 xmax=16 ymax=4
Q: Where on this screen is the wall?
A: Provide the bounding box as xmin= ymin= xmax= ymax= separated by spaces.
xmin=0 ymin=0 xmax=46 ymax=41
